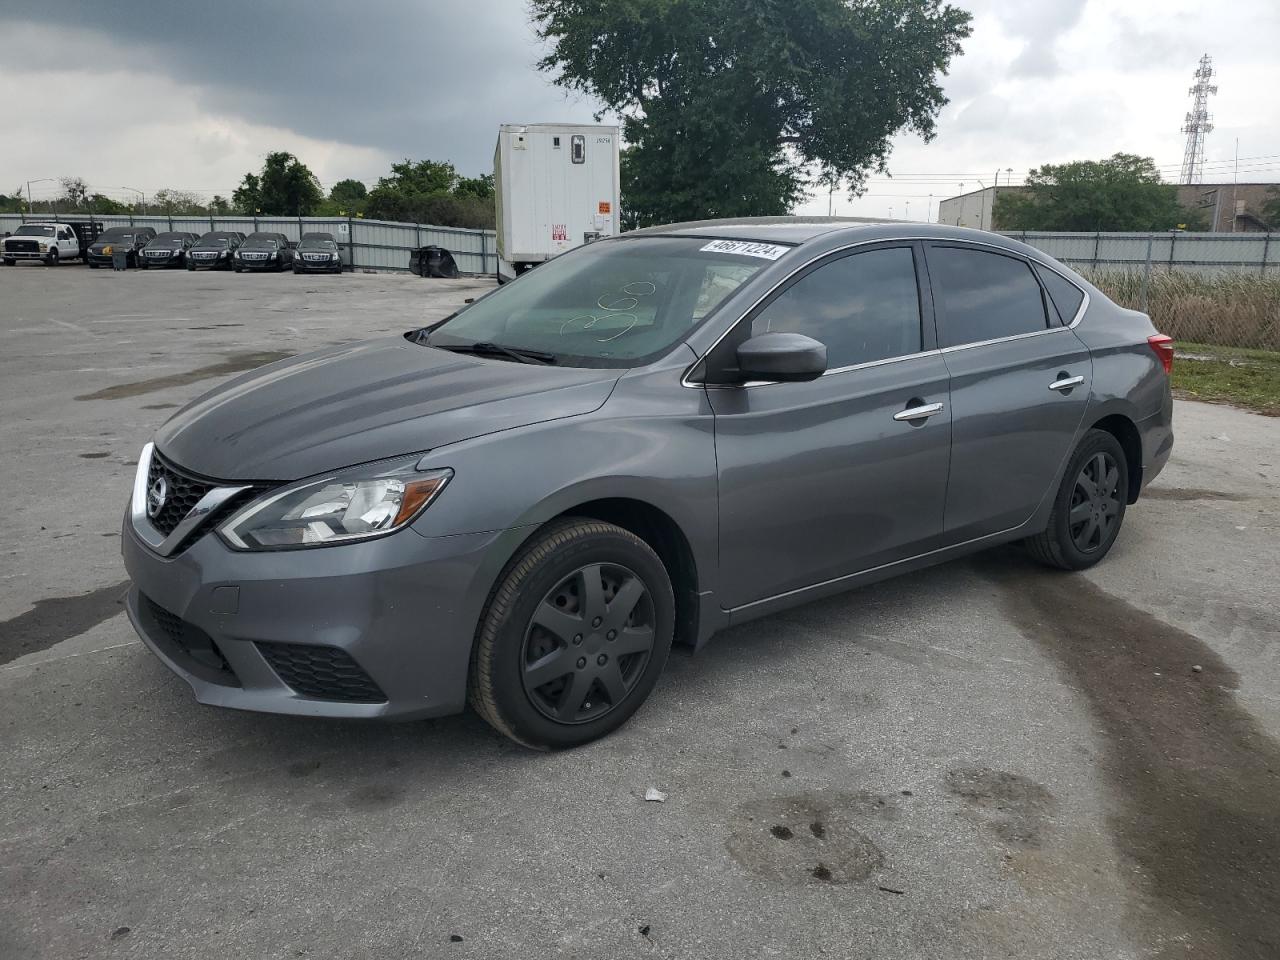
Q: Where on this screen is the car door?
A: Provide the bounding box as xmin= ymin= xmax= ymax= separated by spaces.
xmin=58 ymin=227 xmax=76 ymax=255
xmin=924 ymin=242 xmax=1092 ymax=542
xmin=704 ymin=242 xmax=952 ymax=609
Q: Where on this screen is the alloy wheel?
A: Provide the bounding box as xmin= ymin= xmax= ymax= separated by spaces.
xmin=521 ymin=562 xmax=656 ymax=724
xmin=1069 ymin=451 xmax=1122 ymax=553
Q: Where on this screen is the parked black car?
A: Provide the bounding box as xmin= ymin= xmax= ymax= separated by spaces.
xmin=187 ymin=231 xmax=245 ymax=271
xmin=140 ymin=231 xmax=200 ymax=269
xmin=234 ymin=232 xmax=294 ymax=272
xmin=292 ymin=232 xmax=344 ymax=274
xmin=86 ymin=226 xmax=157 ymax=269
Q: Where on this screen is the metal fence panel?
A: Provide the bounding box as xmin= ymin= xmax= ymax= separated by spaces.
xmin=1 ymin=212 xmax=498 ymax=276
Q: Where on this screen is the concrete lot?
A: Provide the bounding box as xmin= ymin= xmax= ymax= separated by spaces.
xmin=1 ymin=263 xmax=1278 ymax=960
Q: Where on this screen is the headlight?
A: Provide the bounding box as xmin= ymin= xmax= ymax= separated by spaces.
xmin=267 ymin=251 xmax=277 ymax=259
xmin=218 ymin=457 xmax=451 ymax=550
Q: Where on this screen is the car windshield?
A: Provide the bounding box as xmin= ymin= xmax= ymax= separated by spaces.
xmin=153 ymin=233 xmax=186 ymax=242
xmin=198 ymin=236 xmax=233 ymax=247
xmin=300 ymin=239 xmax=338 ymax=251
xmin=100 ymin=230 xmax=134 ymax=241
xmin=424 ymin=236 xmax=782 ymax=367
xmin=243 ymin=239 xmax=280 ymax=249
xmin=14 ymin=225 xmax=55 ymax=237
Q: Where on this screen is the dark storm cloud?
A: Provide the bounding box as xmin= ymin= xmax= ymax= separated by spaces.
xmin=0 ymin=0 xmax=604 ymax=175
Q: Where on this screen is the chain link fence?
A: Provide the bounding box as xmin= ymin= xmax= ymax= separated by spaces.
xmin=1008 ymin=231 xmax=1279 ymax=351
xmin=0 ymin=212 xmax=497 ymax=276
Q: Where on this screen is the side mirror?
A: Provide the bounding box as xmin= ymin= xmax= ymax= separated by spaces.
xmin=735 ymin=332 xmax=827 ymax=383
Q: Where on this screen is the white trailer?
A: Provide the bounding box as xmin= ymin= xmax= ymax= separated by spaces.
xmin=494 ymin=123 xmax=621 ymax=278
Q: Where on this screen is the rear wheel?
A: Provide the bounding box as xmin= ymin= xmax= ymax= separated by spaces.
xmin=1025 ymin=429 xmax=1128 ymax=570
xmin=469 ymin=519 xmax=674 ymax=749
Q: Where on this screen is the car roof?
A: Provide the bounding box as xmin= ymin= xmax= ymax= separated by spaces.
xmin=626 ymin=216 xmax=1033 ymax=253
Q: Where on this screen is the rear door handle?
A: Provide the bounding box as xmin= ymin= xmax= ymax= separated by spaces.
xmin=1048 ymin=375 xmax=1085 ymax=392
xmin=893 ymin=401 xmax=945 ymax=422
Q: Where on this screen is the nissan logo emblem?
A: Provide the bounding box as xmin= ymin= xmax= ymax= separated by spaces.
xmin=146 ymin=476 xmax=168 ymax=519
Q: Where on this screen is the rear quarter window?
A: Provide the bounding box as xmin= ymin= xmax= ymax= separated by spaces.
xmin=1034 ymin=264 xmax=1086 ymax=325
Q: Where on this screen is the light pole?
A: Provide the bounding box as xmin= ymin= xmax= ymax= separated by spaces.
xmin=973 ymin=179 xmax=987 ymax=230
xmin=120 ymin=187 xmax=147 ymax=216
xmin=25 ymin=178 xmax=58 ymax=218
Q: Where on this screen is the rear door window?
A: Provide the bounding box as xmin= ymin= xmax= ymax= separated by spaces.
xmin=1034 ymin=264 xmax=1086 ymax=326
xmin=750 ymin=246 xmax=922 ymax=369
xmin=928 ymin=246 xmax=1049 ymax=348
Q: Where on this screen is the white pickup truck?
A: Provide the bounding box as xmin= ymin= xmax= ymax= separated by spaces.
xmin=1 ymin=222 xmax=89 ymax=265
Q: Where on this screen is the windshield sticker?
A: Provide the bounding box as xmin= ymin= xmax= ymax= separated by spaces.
xmin=699 ymin=239 xmax=790 ymax=260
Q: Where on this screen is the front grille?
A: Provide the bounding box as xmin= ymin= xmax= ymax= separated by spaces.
xmin=256 ymin=642 xmax=387 ymax=703
xmin=144 ymin=451 xmax=269 ymax=552
xmin=192 ymin=251 xmax=218 ymax=259
xmin=302 ymin=253 xmax=331 ymax=262
xmin=147 ymin=452 xmax=216 ymax=536
xmin=240 ymin=252 xmax=269 ymax=260
xmin=6 ymin=240 xmax=39 ymax=253
xmin=141 ymin=594 xmax=239 ymax=685
xmin=146 ymin=249 xmax=172 ymax=257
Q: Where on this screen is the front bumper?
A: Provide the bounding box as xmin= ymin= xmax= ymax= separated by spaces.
xmin=122 ymin=509 xmax=515 ymax=720
xmin=143 ymin=253 xmax=183 ymax=267
xmin=295 ymin=257 xmax=344 ymax=272
xmin=235 ymin=258 xmax=281 ymax=271
xmin=3 ymin=249 xmax=50 ymax=260
xmin=189 ymin=255 xmax=229 ymax=269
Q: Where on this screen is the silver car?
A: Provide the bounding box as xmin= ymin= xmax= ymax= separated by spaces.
xmin=122 ymin=219 xmax=1174 ymax=748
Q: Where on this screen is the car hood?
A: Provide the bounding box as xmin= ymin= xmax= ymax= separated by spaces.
xmin=91 ymin=239 xmax=136 ymax=250
xmin=154 ymin=336 xmax=621 ymax=481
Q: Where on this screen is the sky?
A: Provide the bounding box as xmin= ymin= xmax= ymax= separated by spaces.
xmin=2 ymin=0 xmax=1278 ymax=220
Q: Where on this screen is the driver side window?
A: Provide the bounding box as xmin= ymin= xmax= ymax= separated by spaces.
xmin=751 ymin=246 xmax=923 ymax=369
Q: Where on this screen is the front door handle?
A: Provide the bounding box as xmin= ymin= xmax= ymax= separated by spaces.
xmin=1048 ymin=375 xmax=1085 ymax=392
xmin=893 ymin=401 xmax=945 ymax=422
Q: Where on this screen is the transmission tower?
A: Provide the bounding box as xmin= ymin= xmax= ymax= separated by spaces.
xmin=1179 ymin=54 xmax=1217 ymax=184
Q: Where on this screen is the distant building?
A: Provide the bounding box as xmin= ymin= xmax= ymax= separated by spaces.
xmin=937 ymin=182 xmax=1277 ymax=232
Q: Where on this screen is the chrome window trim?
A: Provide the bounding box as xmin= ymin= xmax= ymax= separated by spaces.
xmin=681 ymin=235 xmax=1090 ymax=389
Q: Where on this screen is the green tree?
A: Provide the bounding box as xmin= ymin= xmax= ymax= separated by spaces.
xmin=60 ymin=177 xmax=90 ymax=209
xmin=209 ymin=195 xmax=231 ymax=215
xmin=1261 ymin=187 xmax=1280 ymax=230
xmin=329 ymin=178 xmax=368 ymax=209
xmin=233 ymin=152 xmax=323 ymax=215
xmin=454 ymin=173 xmax=494 ymax=200
xmin=86 ymin=194 xmax=128 ymax=214
xmin=232 ymin=173 xmax=261 ymax=214
xmin=363 ymin=159 xmax=494 ymax=227
xmin=153 ymin=188 xmax=210 ymax=215
xmin=995 ymin=154 xmax=1207 ymax=232
xmin=531 ymin=0 xmax=971 ymax=226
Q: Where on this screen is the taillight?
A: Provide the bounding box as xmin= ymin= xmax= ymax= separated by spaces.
xmin=1147 ymin=334 xmax=1174 ymax=374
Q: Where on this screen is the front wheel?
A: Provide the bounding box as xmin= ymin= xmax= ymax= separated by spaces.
xmin=1024 ymin=429 xmax=1128 ymax=570
xmin=469 ymin=519 xmax=674 ymax=749
xmin=2 ymin=258 xmax=14 ymax=267
xmin=45 ymin=250 xmax=59 ymax=266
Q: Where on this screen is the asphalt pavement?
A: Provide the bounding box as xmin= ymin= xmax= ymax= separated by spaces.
xmin=1 ymin=263 xmax=1277 ymax=960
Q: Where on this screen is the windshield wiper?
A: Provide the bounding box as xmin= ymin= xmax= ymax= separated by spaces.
xmin=433 ymin=340 xmax=558 ymax=365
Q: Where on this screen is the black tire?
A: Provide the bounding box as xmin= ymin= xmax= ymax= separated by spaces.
xmin=2 ymin=258 xmax=14 ymax=267
xmin=187 ymin=262 xmax=196 ymax=271
xmin=45 ymin=249 xmax=59 ymax=266
xmin=1025 ymin=429 xmax=1128 ymax=571
xmin=469 ymin=518 xmax=674 ymax=749
xmin=88 ymin=261 xmax=99 ymax=269
xmin=233 ymin=265 xmax=242 ymax=273
xmin=293 ymin=266 xmax=302 ymax=274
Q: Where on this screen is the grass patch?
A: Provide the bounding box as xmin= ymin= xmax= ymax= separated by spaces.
xmin=1173 ymin=341 xmax=1280 ymax=415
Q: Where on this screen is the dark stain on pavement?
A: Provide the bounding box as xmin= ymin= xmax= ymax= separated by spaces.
xmin=74 ymin=351 xmax=293 ymax=400
xmin=727 ymin=792 xmax=891 ymax=885
xmin=347 ymin=783 xmax=405 ymax=810
xmin=945 ymin=767 xmax=1057 ymax=847
xmin=1142 ymin=487 xmax=1249 ymax=502
xmin=142 ymin=403 xmax=179 ymax=410
xmin=979 ymin=551 xmax=1280 ymax=959
xmin=78 ymin=452 xmax=110 ymax=459
xmin=0 ymin=580 xmax=131 ymax=666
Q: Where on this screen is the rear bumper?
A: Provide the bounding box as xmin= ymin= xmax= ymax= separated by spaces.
xmin=1138 ymin=390 xmax=1174 ymax=493
xmin=122 ymin=511 xmax=514 ymax=721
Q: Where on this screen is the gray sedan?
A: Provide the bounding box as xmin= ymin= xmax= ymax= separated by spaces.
xmin=122 ymin=219 xmax=1174 ymax=748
